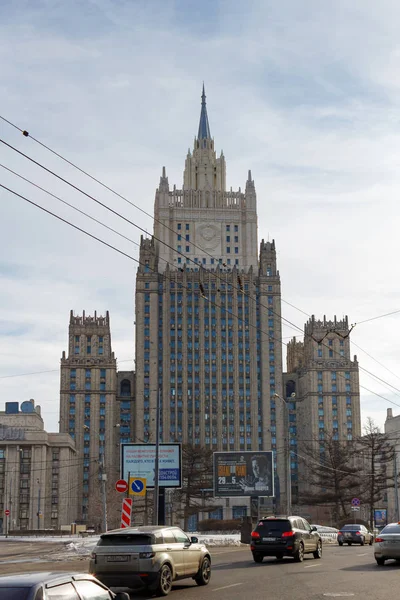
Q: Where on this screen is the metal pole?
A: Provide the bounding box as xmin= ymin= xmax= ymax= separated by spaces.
xmin=153 ymin=387 xmax=161 ymax=526
xmin=285 ymin=401 xmax=291 ymax=516
xmin=394 ymin=451 xmax=399 ymax=522
xmin=100 ymin=452 xmax=108 ymax=532
xmin=37 ymin=480 xmax=41 ymax=530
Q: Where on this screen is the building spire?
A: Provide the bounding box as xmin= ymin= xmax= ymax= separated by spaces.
xmin=197 ymin=83 xmax=211 ymax=139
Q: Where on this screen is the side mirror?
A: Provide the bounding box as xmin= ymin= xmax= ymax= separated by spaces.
xmin=190 ymin=536 xmax=199 ymax=544
xmin=114 ymin=593 xmax=130 ymax=600
xmin=311 ymin=526 xmax=317 ymax=532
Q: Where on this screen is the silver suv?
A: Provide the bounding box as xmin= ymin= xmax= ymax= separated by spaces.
xmin=90 ymin=526 xmax=211 ymax=596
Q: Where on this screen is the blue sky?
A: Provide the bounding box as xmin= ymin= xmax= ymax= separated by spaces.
xmin=1 ymin=0 xmax=400 ymax=432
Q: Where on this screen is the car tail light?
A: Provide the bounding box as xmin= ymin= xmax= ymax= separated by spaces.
xmin=139 ymin=552 xmax=155 ymax=559
xmin=282 ymin=531 xmax=294 ymax=538
xmin=374 ymin=537 xmax=383 ymax=543
xmin=355 ymin=531 xmax=361 ymax=535
xmin=251 ymin=531 xmax=260 ymax=539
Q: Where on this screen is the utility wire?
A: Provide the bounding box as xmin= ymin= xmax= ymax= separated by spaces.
xmin=2 ymin=181 xmax=400 ymax=419
xmin=2 ymin=128 xmax=400 ymax=416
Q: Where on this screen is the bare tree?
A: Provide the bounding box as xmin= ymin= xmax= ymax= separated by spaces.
xmin=299 ymin=432 xmax=360 ymax=524
xmin=356 ymin=417 xmax=394 ymax=527
xmin=172 ymin=444 xmax=217 ymax=530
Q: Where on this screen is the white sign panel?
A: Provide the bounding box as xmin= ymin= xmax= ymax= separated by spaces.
xmin=121 ymin=443 xmax=181 ymax=489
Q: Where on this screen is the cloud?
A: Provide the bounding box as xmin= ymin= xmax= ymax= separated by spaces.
xmin=1 ymin=0 xmax=400 ymax=433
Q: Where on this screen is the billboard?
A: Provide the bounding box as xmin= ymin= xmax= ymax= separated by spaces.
xmin=213 ymin=451 xmax=274 ymax=497
xmin=374 ymin=508 xmax=387 ymax=529
xmin=121 ymin=443 xmax=181 ymax=489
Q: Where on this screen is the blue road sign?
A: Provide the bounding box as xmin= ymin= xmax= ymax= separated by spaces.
xmin=129 ymin=477 xmax=146 ymax=496
xmin=351 ymin=497 xmax=361 ymax=507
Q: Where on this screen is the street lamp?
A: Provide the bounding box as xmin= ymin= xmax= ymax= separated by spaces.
xmin=274 ymin=392 xmax=296 ymax=516
xmin=84 ymin=426 xmax=107 ymax=532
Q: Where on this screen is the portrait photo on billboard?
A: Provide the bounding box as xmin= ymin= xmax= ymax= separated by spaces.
xmin=213 ymin=451 xmax=274 ymax=497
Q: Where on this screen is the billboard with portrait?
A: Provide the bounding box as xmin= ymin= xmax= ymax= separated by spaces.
xmin=121 ymin=443 xmax=181 ymax=488
xmin=374 ymin=508 xmax=387 ymax=529
xmin=213 ymin=451 xmax=274 ymax=497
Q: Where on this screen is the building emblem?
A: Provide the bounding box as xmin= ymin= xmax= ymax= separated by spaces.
xmin=196 ymin=223 xmax=221 ymax=251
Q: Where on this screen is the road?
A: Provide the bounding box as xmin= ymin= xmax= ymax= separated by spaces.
xmin=0 ymin=542 xmax=398 ymax=599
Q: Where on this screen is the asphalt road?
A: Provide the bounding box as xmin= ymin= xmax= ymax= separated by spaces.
xmin=0 ymin=542 xmax=398 ymax=600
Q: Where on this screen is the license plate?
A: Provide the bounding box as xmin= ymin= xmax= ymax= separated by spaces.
xmin=262 ymin=537 xmax=276 ymax=541
xmin=107 ymin=555 xmax=129 ymax=562
xmin=344 ymin=534 xmax=352 ymax=537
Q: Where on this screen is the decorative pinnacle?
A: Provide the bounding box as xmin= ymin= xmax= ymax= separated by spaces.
xmin=197 ymin=83 xmax=211 ymax=139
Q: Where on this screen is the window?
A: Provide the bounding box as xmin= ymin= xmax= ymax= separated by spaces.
xmin=163 ymin=530 xmax=176 ymax=544
xmin=120 ymin=379 xmax=131 ymax=396
xmin=234 ymin=247 xmax=238 ymax=254
xmin=226 ymin=225 xmax=230 ymax=231
xmin=234 ymin=225 xmax=238 ymax=232
xmin=173 ymin=529 xmax=190 ymax=543
xmin=47 ymin=583 xmax=80 ymax=599
xmin=73 ymin=580 xmax=112 ymax=599
xmin=226 ymin=236 xmax=230 ymax=242
xmin=177 ymin=223 xmax=181 ymax=230
xmin=186 ymin=223 xmax=189 ymax=230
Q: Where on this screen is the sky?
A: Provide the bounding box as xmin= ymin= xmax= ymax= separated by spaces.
xmin=1 ymin=0 xmax=400 ymax=433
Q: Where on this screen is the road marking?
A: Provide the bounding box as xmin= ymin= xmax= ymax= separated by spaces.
xmin=304 ymin=563 xmax=319 ymax=568
xmin=213 ymin=583 xmax=243 ymax=592
xmin=324 ymin=594 xmax=355 ymax=597
xmin=357 ymin=553 xmax=367 ymax=556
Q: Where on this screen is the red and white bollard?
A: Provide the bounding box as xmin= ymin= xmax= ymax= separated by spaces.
xmin=121 ymin=498 xmax=132 ymax=528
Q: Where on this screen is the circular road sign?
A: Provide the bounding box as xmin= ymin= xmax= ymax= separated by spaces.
xmin=130 ymin=479 xmax=145 ymax=494
xmin=4 ymin=509 xmax=10 ymax=516
xmin=351 ymin=497 xmax=360 ymax=507
xmin=115 ymin=479 xmax=128 ymax=493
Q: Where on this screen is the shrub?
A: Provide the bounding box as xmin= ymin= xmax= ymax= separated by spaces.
xmin=197 ymin=519 xmax=241 ymax=532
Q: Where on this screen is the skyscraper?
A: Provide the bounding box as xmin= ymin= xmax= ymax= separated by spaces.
xmin=135 ymin=87 xmax=287 ymax=509
xmin=60 ymin=311 xmax=121 ymax=524
xmin=284 ymin=315 xmax=361 ymax=514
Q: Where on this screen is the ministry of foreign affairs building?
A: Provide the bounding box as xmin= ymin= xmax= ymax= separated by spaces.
xmin=134 ymin=86 xmax=287 ymax=512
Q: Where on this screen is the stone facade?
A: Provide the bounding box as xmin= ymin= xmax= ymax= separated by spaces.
xmin=284 ymin=315 xmax=361 ymax=517
xmin=0 ymin=400 xmax=77 ymax=531
xmin=60 ymin=311 xmax=125 ymax=524
xmin=134 ymin=87 xmax=287 ymax=513
xmin=384 ymin=408 xmax=400 ymax=521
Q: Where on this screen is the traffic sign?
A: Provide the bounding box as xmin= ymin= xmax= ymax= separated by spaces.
xmin=115 ymin=479 xmax=128 ymax=493
xmin=129 ymin=477 xmax=146 ymax=496
xmin=351 ymin=506 xmax=360 ymax=512
xmin=4 ymin=509 xmax=10 ymax=516
xmin=351 ymin=498 xmax=361 ymax=507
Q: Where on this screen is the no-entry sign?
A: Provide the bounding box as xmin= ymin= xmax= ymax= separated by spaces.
xmin=4 ymin=509 xmax=10 ymax=516
xmin=115 ymin=479 xmax=128 ymax=493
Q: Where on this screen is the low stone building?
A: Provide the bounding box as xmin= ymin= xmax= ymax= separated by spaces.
xmin=0 ymin=399 xmax=77 ymax=532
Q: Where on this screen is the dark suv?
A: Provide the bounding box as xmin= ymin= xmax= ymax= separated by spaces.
xmin=250 ymin=516 xmax=322 ymax=563
xmin=337 ymin=524 xmax=374 ymax=546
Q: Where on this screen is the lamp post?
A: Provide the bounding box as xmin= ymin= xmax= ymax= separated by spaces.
xmin=274 ymin=393 xmax=295 ymax=516
xmin=84 ymin=426 xmax=107 ymax=532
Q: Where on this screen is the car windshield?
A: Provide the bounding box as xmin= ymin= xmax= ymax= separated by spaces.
xmin=256 ymin=520 xmax=291 ymax=534
xmin=98 ymin=534 xmax=153 ymax=546
xmin=0 ymin=588 xmax=30 ymax=600
xmin=341 ymin=525 xmax=360 ymax=530
xmin=381 ymin=525 xmax=400 ymax=534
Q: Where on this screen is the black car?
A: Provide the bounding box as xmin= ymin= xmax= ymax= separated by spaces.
xmin=250 ymin=516 xmax=322 ymax=563
xmin=0 ymin=572 xmax=130 ymax=600
xmin=337 ymin=524 xmax=374 ymax=546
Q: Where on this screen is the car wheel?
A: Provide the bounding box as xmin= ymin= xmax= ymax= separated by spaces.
xmin=360 ymin=537 xmax=365 ymax=546
xmin=338 ymin=541 xmax=343 ymax=546
xmin=294 ymin=542 xmax=304 ymax=563
xmin=369 ymin=537 xmax=373 ymax=546
xmin=156 ymin=564 xmax=173 ymax=596
xmin=347 ymin=542 xmax=352 ymax=546
xmin=376 ymin=557 xmax=385 ymax=566
xmin=252 ymin=552 xmax=264 ymax=563
xmin=275 ymin=554 xmax=284 ymax=560
xmin=313 ymin=540 xmax=322 ymax=559
xmin=194 ymin=557 xmax=211 ymax=586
